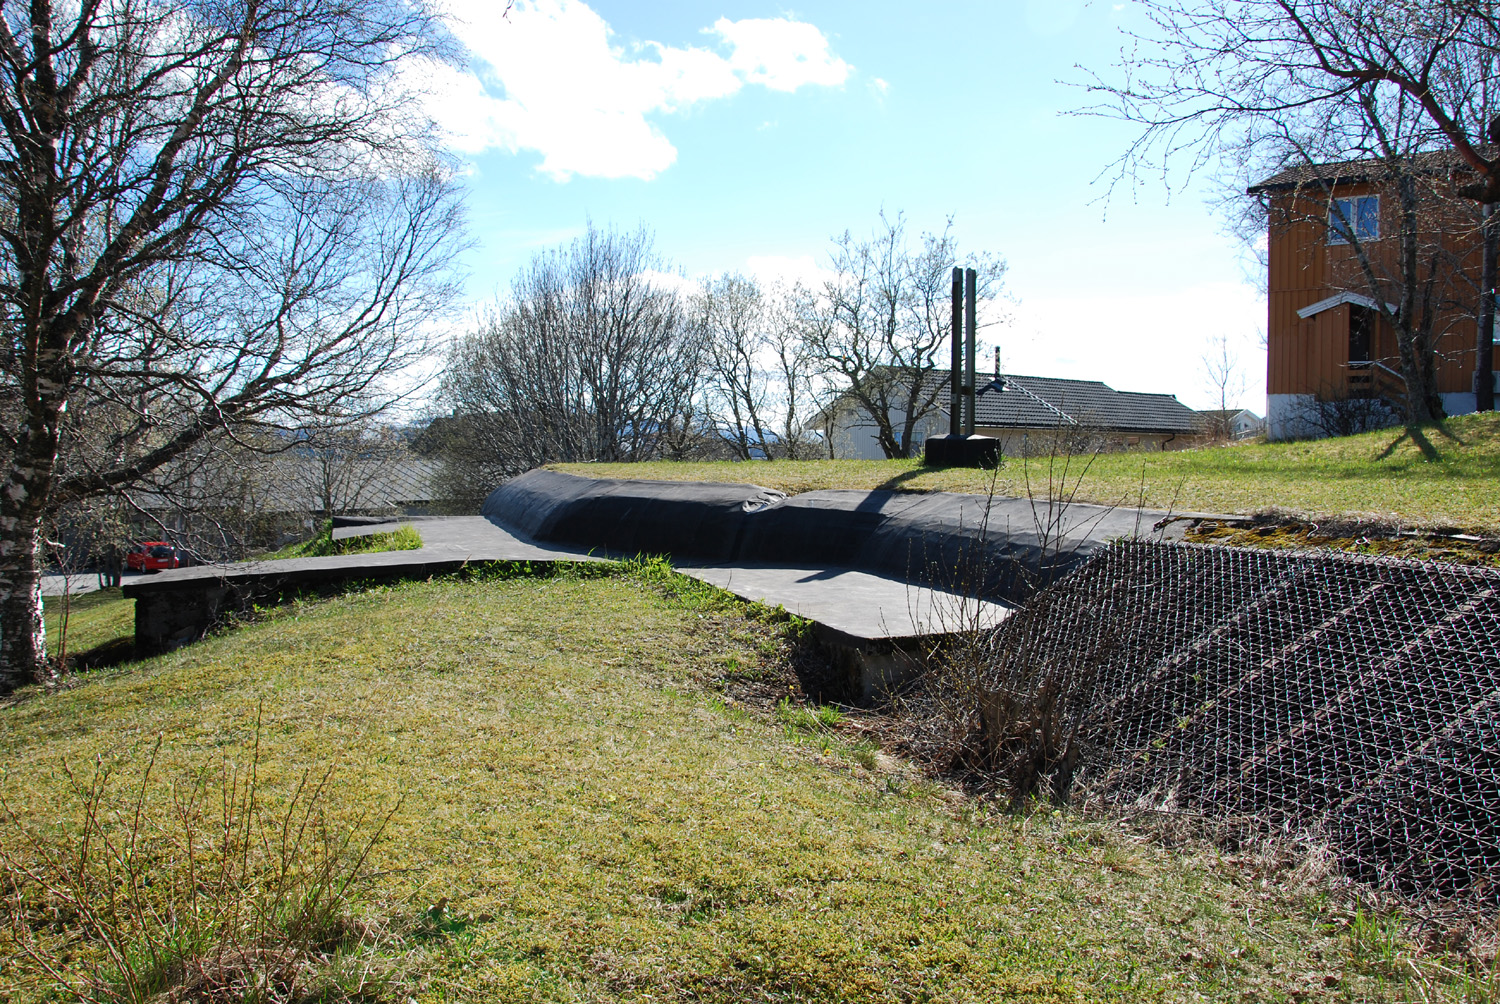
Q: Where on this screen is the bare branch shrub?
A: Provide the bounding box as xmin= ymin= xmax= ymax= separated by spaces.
xmin=1304 ymin=388 xmax=1403 ymax=439
xmin=891 ymin=430 xmax=1133 ymax=802
xmin=0 ymin=719 xmax=401 ymax=1003
xmin=279 ymin=422 xmax=420 ymax=520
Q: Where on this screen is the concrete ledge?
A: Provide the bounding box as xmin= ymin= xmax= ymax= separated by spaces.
xmin=123 ymin=517 xmax=605 ymax=656
xmin=677 ymin=564 xmax=1010 ymax=641
xmin=678 ymin=563 xmax=1013 ymax=698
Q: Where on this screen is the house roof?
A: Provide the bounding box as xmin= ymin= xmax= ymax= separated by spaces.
xmin=920 ymin=371 xmax=1203 ymax=436
xmin=1296 ymin=290 xmax=1397 ymax=319
xmin=1247 ymin=147 xmax=1493 ymax=194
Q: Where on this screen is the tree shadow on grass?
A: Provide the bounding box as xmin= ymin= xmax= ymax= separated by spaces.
xmin=876 ymin=465 xmax=936 ymax=492
xmin=1374 ymin=423 xmax=1459 ymax=462
xmin=67 ymin=636 xmax=137 ymax=672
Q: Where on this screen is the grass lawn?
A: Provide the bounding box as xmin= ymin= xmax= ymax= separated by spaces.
xmin=264 ymin=521 xmax=424 ymax=559
xmin=1 ymin=571 xmax=1476 ymax=1002
xmin=42 ymin=586 xmax=134 ymax=664
xmin=554 ymin=413 xmax=1500 ymax=531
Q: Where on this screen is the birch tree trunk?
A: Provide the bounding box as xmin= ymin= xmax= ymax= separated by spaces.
xmin=1 ymin=432 xmax=58 ymax=687
xmin=0 ymin=327 xmax=68 ymax=687
xmin=0 ymin=519 xmax=46 ymax=690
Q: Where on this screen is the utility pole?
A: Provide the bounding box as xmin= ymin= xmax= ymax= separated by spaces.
xmin=964 ymin=267 xmax=977 ymax=435
xmin=924 ymin=264 xmax=998 ymax=467
xmin=950 ymin=267 xmax=963 ymax=437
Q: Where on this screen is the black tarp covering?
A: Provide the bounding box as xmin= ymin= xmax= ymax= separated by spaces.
xmin=482 ymin=468 xmax=786 ymax=563
xmin=483 ymin=470 xmax=1147 ymax=601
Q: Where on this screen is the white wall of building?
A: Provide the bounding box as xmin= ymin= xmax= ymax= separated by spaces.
xmin=832 ymin=408 xmax=948 ymax=460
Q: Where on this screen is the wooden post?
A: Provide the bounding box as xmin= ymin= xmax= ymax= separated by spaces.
xmin=964 ymin=267 xmax=978 ymax=436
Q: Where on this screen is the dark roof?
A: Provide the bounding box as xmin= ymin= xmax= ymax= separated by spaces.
xmin=1247 ymin=147 xmax=1492 ymax=194
xmin=922 ymin=371 xmax=1202 ymax=435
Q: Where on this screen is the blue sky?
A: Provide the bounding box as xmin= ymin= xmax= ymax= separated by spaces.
xmin=421 ymin=0 xmax=1266 ymax=413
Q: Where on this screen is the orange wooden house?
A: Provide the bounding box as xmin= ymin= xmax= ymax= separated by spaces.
xmin=1248 ymin=152 xmax=1496 ymax=439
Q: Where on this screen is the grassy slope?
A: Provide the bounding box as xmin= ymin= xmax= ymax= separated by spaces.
xmin=42 ymin=587 xmax=133 ymax=660
xmin=1 ymin=574 xmax=1439 ymax=1003
xmin=264 ymin=522 xmax=424 ymax=559
xmin=555 ymin=413 xmax=1500 ymax=530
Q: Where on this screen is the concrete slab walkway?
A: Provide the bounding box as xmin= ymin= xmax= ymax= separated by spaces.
xmin=676 ymin=564 xmax=1012 ymax=642
xmin=123 ymin=515 xmax=1012 ymax=648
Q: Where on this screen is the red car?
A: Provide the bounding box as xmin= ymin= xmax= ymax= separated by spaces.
xmin=125 ymin=541 xmax=183 ymax=573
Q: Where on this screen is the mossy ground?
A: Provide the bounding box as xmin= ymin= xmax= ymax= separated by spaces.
xmin=1185 ymin=520 xmax=1500 ymax=566
xmin=4 ymin=571 xmax=1489 ymax=1002
xmin=555 ymin=413 xmax=1500 ymax=532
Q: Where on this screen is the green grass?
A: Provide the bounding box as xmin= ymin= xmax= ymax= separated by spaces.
xmin=42 ymin=587 xmax=133 ymax=662
xmin=265 ymin=521 xmax=424 ymax=559
xmin=1 ymin=570 xmax=1478 ymax=1002
xmin=554 ymin=413 xmax=1500 ymax=531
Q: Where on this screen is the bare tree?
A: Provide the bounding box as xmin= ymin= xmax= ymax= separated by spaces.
xmin=796 ymin=212 xmax=1006 ymax=459
xmin=0 ymin=0 xmax=463 ymax=690
xmin=696 ymin=273 xmax=776 ymax=460
xmin=281 ymin=422 xmax=417 ymax=520
xmin=1084 ymin=0 xmax=1500 ymax=423
xmin=695 ymin=273 xmax=825 ymax=460
xmin=763 ymin=284 xmax=827 ymax=460
xmin=440 ymin=224 xmax=705 ymax=489
xmin=1200 ymin=333 xmax=1246 ymax=441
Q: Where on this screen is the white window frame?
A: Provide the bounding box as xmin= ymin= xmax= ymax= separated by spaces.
xmin=1328 ymin=194 xmax=1379 ymax=245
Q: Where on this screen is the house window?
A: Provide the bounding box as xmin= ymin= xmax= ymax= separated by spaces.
xmin=1328 ymin=195 xmax=1379 ymax=244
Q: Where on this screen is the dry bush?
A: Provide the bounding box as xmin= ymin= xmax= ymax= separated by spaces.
xmin=0 ymin=716 xmax=401 ymax=1003
xmin=888 ymin=441 xmax=1132 ymax=804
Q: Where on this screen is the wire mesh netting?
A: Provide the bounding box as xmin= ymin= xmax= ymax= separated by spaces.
xmin=978 ymin=541 xmax=1500 ymax=907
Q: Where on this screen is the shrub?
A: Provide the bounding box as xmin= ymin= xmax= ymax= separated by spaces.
xmin=0 ymin=715 xmax=400 ymax=1003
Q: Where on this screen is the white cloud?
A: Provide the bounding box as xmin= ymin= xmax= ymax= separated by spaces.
xmin=636 ymin=268 xmax=699 ymax=294
xmin=710 ymin=17 xmax=852 ymax=92
xmin=417 ymin=0 xmax=852 ymax=181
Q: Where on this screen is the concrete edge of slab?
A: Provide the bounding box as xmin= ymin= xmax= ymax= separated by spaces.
xmin=120 ymin=518 xmax=611 ymax=656
xmin=677 ymin=563 xmax=1014 ymax=699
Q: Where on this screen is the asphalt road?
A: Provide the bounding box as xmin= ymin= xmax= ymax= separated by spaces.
xmin=41 ymin=571 xmax=151 ymax=597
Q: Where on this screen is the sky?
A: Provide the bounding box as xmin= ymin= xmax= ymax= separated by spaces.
xmin=416 ymin=0 xmax=1267 ymax=414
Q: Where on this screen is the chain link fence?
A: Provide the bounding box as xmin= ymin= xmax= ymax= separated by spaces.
xmin=974 ymin=541 xmax=1499 ymax=908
